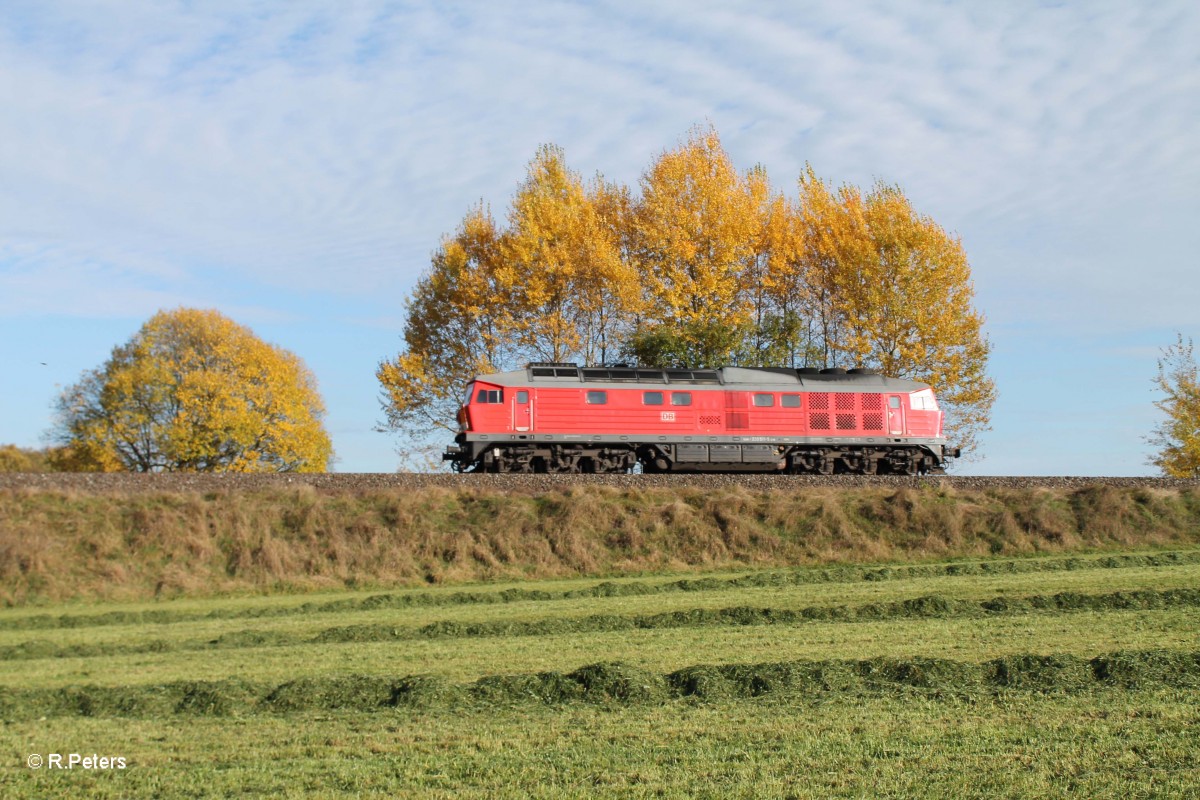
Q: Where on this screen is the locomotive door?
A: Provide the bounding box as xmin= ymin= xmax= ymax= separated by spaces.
xmin=887 ymin=395 xmax=904 ymax=435
xmin=725 ymin=392 xmax=749 ymax=430
xmin=513 ymin=390 xmax=532 ymax=432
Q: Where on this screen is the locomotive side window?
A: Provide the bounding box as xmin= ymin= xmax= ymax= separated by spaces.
xmin=671 ymin=392 xmax=692 ymax=406
xmin=475 ymin=389 xmax=503 ymax=404
xmin=753 ymin=393 xmax=774 ymax=407
xmin=889 ymin=396 xmax=901 ymax=408
xmin=642 ymin=391 xmax=664 ymax=405
xmin=516 ymin=391 xmax=529 ymax=403
xmin=586 ymin=390 xmax=608 ymax=404
xmin=781 ymin=394 xmax=801 ymax=408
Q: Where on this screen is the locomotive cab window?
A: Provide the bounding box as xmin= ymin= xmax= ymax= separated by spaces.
xmin=753 ymin=393 xmax=775 ymax=407
xmin=781 ymin=394 xmax=801 ymax=408
xmin=671 ymin=392 xmax=692 ymax=406
xmin=889 ymin=396 xmax=901 ymax=408
xmin=586 ymin=390 xmax=608 ymax=405
xmin=642 ymin=391 xmax=663 ymax=405
xmin=475 ymin=389 xmax=503 ymax=404
xmin=516 ymin=391 xmax=528 ymax=403
xmin=911 ymin=389 xmax=938 ymax=410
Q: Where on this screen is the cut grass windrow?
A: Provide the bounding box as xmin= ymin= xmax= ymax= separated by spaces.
xmin=1 ymin=649 xmax=1196 ymax=719
xmin=4 ymin=549 xmax=1198 ymax=632
xmin=3 ymin=586 xmax=1198 ymax=662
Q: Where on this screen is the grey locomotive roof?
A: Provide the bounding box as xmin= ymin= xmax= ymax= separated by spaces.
xmin=473 ymin=365 xmax=930 ymax=393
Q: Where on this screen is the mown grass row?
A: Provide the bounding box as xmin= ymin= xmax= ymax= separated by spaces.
xmin=2 ymin=649 xmax=1197 ymax=720
xmin=4 ymin=586 xmax=1197 ymax=662
xmin=5 ymin=548 xmax=1197 ymax=631
xmin=7 ymin=689 xmax=1197 ymax=800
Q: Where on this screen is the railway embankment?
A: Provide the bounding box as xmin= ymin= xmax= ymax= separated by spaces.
xmin=1 ymin=474 xmax=1198 ymax=605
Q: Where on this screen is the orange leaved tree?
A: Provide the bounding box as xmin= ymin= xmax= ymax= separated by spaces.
xmin=52 ymin=308 xmax=332 ymax=472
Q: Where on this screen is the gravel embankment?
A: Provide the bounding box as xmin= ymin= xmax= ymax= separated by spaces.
xmin=1 ymin=472 xmax=1196 ymax=494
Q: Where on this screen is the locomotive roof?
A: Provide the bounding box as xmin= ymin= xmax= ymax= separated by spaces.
xmin=473 ymin=365 xmax=931 ymax=393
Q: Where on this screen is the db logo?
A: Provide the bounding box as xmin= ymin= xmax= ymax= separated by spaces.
xmin=660 ymin=411 xmax=675 ymax=422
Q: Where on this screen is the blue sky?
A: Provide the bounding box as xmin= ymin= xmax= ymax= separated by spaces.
xmin=1 ymin=1 xmax=1197 ymax=474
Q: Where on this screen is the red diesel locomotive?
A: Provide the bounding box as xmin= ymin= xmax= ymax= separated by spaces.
xmin=443 ymin=363 xmax=961 ymax=475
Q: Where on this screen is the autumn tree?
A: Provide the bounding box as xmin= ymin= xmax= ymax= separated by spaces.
xmin=810 ymin=176 xmax=996 ymax=455
xmin=378 ymin=152 xmax=642 ymax=456
xmin=380 ymin=126 xmax=996 ymax=461
xmin=585 ymin=175 xmax=640 ymax=364
xmin=795 ymin=166 xmax=855 ymax=366
xmin=501 ymin=144 xmax=639 ymax=364
xmin=742 ymin=166 xmax=817 ymax=367
xmin=0 ymin=445 xmax=53 ymax=472
xmin=376 ymin=205 xmax=513 ymax=455
xmin=1147 ymin=333 xmax=1200 ymax=477
xmin=52 ymin=308 xmax=332 ymax=472
xmin=626 ymin=126 xmax=759 ymax=368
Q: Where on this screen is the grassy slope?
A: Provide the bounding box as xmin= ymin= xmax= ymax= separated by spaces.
xmin=1 ymin=550 xmax=1199 ymax=798
xmin=3 ymin=482 xmax=1200 ymax=604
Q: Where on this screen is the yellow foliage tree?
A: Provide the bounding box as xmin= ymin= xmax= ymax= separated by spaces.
xmin=585 ymin=175 xmax=641 ymax=364
xmin=628 ymin=126 xmax=759 ymax=367
xmin=52 ymin=308 xmax=332 ymax=472
xmin=797 ymin=171 xmax=996 ymax=455
xmin=377 ymin=204 xmax=511 ymax=445
xmin=378 ymin=151 xmax=643 ymax=456
xmin=0 ymin=445 xmax=52 ymax=472
xmin=501 ymin=144 xmax=640 ymax=364
xmin=744 ymin=166 xmax=818 ymax=366
xmin=1148 ymin=334 xmax=1200 ymax=477
xmin=796 ymin=165 xmax=856 ymax=366
xmin=381 ymin=127 xmax=997 ymax=462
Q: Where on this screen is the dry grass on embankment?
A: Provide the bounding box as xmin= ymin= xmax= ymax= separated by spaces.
xmin=1 ymin=476 xmax=1198 ymax=605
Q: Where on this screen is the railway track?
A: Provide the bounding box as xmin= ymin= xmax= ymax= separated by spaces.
xmin=1 ymin=472 xmax=1196 ymax=494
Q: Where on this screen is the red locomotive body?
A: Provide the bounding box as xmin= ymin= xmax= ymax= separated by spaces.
xmin=444 ymin=364 xmax=960 ymax=475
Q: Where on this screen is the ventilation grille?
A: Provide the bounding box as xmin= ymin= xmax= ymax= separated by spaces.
xmin=808 ymin=393 xmax=888 ymax=433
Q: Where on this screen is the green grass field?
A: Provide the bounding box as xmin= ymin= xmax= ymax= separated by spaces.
xmin=3 ymin=549 xmax=1199 ymax=798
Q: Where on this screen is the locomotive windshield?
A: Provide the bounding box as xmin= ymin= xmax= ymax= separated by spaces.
xmin=911 ymin=389 xmax=939 ymax=410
